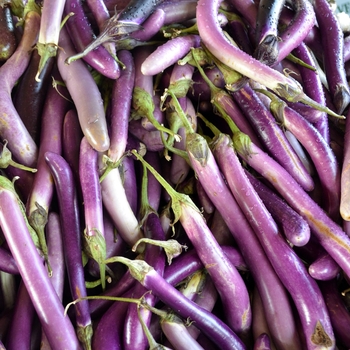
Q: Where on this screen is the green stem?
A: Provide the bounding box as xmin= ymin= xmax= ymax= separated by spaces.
xmin=132 ymin=238 xmax=187 ymax=265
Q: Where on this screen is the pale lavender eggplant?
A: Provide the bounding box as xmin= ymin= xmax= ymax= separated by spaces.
xmin=107 ymin=258 xmax=246 ymax=350
xmin=160 ymin=314 xmax=205 ymax=350
xmin=57 ymin=26 xmax=110 ymax=152
xmin=213 ymin=133 xmax=334 ymax=349
xmin=232 ymin=84 xmax=314 ymax=192
xmin=36 ymin=0 xmax=66 ymax=80
xmin=186 ymin=132 xmax=301 ymax=349
xmin=64 ymin=0 xmax=120 ymax=79
xmin=312 ymin=0 xmax=350 ymax=114
xmin=5 ymin=281 xmax=35 ymax=350
xmin=177 ymin=196 xmax=252 ymax=339
xmin=108 ymin=49 xmax=135 ymax=162
xmin=100 ymin=166 xmax=143 ymax=247
xmin=44 ymin=152 xmax=92 ymax=349
xmin=308 ymin=253 xmax=341 ymax=281
xmin=319 ymin=279 xmax=350 ymax=348
xmin=0 ymin=177 xmax=80 ymax=350
xmin=141 ymin=35 xmax=201 ymax=76
xmin=0 ymin=10 xmax=39 ymax=167
xmin=196 ymin=0 xmax=304 ymax=100
xmin=246 ymin=171 xmax=310 ymax=247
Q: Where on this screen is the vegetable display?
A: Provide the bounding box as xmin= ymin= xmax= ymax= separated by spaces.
xmin=2 ymin=0 xmax=350 ymax=349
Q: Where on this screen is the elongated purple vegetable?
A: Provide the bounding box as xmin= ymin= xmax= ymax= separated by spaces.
xmin=308 ymin=253 xmax=341 ymax=281
xmin=246 ymin=171 xmax=310 ymax=247
xmin=108 ymin=49 xmax=135 ymax=162
xmin=5 ymin=281 xmax=35 ymax=350
xmin=186 ymin=132 xmax=302 ymax=349
xmin=132 ymin=151 xmax=251 ymax=342
xmin=0 ymin=9 xmax=39 ymax=167
xmin=197 ymin=0 xmax=341 ymax=118
xmin=312 ymin=0 xmax=350 ymax=114
xmin=251 ymin=287 xmax=274 ymax=347
xmin=319 ymin=279 xmax=350 ymax=348
xmin=160 ymin=313 xmax=205 ymax=350
xmin=0 ymin=247 xmax=18 ymax=274
xmin=276 ymin=0 xmax=316 ymax=64
xmin=26 ymin=75 xmax=71 ymax=274
xmin=40 ymin=212 xmax=65 ymax=350
xmin=13 ymin=50 xmax=54 ymax=145
xmin=62 ymin=109 xmax=84 ymax=198
xmin=141 ymin=35 xmax=201 ymax=76
xmin=64 ymin=0 xmax=120 ymax=79
xmin=67 ymin=0 xmax=165 ymax=63
xmin=291 ymin=43 xmax=329 ymax=142
xmin=35 ymin=0 xmax=66 ymax=80
xmin=262 ymin=90 xmax=340 ymax=220
xmin=232 ymin=84 xmax=314 ymax=191
xmin=100 ymin=166 xmax=143 ymax=247
xmin=160 ymin=0 xmax=197 ymax=25
xmin=44 ymin=151 xmax=92 ymax=349
xmin=0 ymin=5 xmax=17 ymax=62
xmin=130 ymin=8 xmax=165 ymax=42
xmin=123 ymin=165 xmax=166 ymax=350
xmin=234 ymin=135 xmax=350 ymax=284
xmin=57 ymin=26 xmax=110 ymax=152
xmin=213 ymin=133 xmax=334 ymax=349
xmin=79 ymin=136 xmax=107 ymax=289
xmin=106 ymin=257 xmax=246 ymax=350
xmin=92 ymin=291 xmax=131 ymax=350
xmin=0 ymin=176 xmax=80 ymax=350
xmin=340 ymin=106 xmax=350 ymax=221
xmin=254 ymin=0 xmax=285 ymax=65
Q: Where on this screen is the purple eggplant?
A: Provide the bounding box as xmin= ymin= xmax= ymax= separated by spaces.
xmin=0 ymin=175 xmax=80 ymax=350
xmin=57 ymin=26 xmax=110 ymax=153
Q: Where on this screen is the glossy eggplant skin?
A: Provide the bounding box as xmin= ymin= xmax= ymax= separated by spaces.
xmin=0 ymin=6 xmax=17 ymax=63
